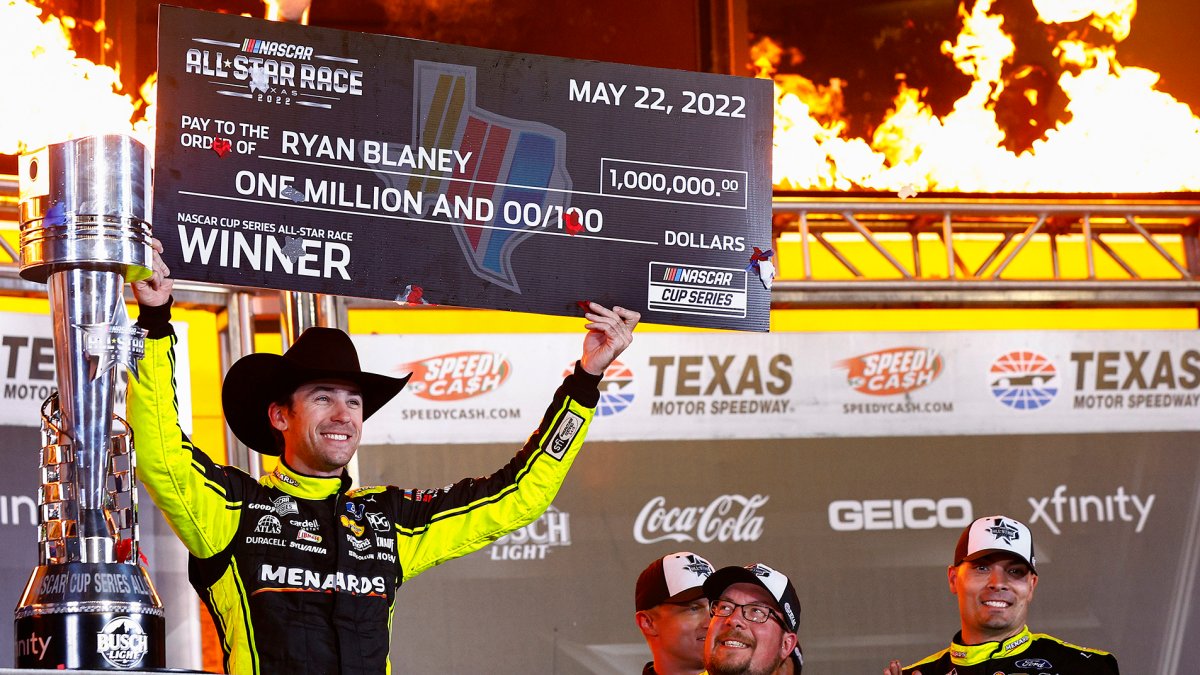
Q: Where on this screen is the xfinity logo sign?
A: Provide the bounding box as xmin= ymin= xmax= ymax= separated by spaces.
xmin=634 ymin=494 xmax=767 ymax=544
xmin=1028 ymin=484 xmax=1155 ymax=534
xmin=829 ymin=498 xmax=973 ymax=531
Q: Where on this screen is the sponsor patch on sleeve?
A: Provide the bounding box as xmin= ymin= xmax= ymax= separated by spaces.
xmin=545 ymin=410 xmax=585 ymax=461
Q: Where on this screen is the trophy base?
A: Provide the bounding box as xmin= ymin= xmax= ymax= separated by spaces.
xmin=14 ymin=563 xmax=165 ymax=670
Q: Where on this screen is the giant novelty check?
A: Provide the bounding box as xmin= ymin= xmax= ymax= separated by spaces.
xmin=154 ymin=6 xmax=773 ymax=331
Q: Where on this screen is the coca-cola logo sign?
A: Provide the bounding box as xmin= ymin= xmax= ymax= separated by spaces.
xmin=633 ymin=494 xmax=768 ymax=544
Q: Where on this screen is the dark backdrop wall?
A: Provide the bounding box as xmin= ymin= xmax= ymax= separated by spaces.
xmin=359 ymin=432 xmax=1200 ymax=674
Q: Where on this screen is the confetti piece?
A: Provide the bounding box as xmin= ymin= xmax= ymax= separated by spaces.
xmin=757 ymin=258 xmax=776 ymax=290
xmin=576 ymin=300 xmax=592 ymax=313
xmin=746 ymin=247 xmax=777 ymax=290
xmin=249 ymin=63 xmax=270 ymax=93
xmin=281 ymin=185 xmax=306 ymax=203
xmin=564 ymin=211 xmax=583 ymax=235
xmin=396 ymin=284 xmax=430 ymax=305
xmin=281 ymin=236 xmax=305 ymax=261
xmin=212 ymin=138 xmax=232 ymax=158
xmin=43 ymin=202 xmax=66 ymax=227
xmin=898 ymin=184 xmax=919 ymax=199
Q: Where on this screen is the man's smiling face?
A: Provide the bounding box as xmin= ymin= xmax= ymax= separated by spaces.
xmin=949 ymin=552 xmax=1039 ymax=645
xmin=705 ymin=583 xmax=794 ymax=675
xmin=272 ymin=379 xmax=363 ymax=476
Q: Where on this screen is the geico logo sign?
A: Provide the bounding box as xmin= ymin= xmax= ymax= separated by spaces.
xmin=829 ymin=498 xmax=973 ymax=531
xmin=634 ymin=494 xmax=767 ymax=544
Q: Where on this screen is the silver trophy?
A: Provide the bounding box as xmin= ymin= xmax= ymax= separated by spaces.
xmin=13 ymin=134 xmax=165 ymax=669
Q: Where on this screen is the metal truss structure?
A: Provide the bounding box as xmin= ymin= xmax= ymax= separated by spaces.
xmin=771 ymin=193 xmax=1200 ymax=307
xmin=4 ymin=177 xmax=1200 ymax=309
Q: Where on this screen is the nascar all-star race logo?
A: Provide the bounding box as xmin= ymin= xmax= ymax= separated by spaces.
xmin=564 ymin=360 xmax=634 ymax=416
xmin=989 ymin=351 xmax=1059 ymax=410
xmin=402 ymin=351 xmax=511 ymax=401
xmin=184 ymin=30 xmax=364 ymax=109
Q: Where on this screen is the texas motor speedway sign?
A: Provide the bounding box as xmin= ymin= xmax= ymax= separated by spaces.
xmin=154 ymin=7 xmax=773 ymax=331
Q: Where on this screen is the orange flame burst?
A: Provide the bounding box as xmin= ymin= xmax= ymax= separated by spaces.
xmin=765 ymin=0 xmax=1200 ymax=192
xmin=0 ymin=0 xmax=154 ymax=156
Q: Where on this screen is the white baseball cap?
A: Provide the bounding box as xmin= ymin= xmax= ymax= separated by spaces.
xmin=954 ymin=515 xmax=1037 ymax=573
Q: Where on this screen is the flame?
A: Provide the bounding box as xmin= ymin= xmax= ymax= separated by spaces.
xmin=767 ymin=0 xmax=1200 ymax=192
xmin=0 ymin=0 xmax=154 ymax=155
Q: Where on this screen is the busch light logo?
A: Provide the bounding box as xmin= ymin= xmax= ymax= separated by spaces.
xmin=410 ymin=60 xmax=572 ymax=293
xmin=634 ymin=495 xmax=768 ymax=544
xmin=489 ymin=505 xmax=571 ymax=560
xmin=564 ymin=360 xmax=635 ymax=416
xmin=989 ymin=351 xmax=1059 ymax=410
xmin=96 ymin=616 xmax=148 ymax=668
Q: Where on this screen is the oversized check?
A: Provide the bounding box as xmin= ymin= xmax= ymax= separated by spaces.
xmin=153 ymin=7 xmax=773 ymax=331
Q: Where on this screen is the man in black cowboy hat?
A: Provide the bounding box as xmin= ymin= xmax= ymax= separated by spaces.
xmin=128 ymin=241 xmax=639 ymax=674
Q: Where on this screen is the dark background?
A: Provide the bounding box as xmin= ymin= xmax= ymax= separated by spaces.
xmin=8 ymin=0 xmax=1198 ymax=175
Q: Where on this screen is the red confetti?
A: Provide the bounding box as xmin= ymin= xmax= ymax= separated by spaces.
xmin=405 ymin=285 xmax=424 ymax=304
xmin=212 ymin=137 xmax=233 ymax=158
xmin=576 ymin=300 xmax=592 ymax=313
xmin=116 ymin=538 xmax=132 ymax=563
xmin=564 ymin=211 xmax=583 ymax=235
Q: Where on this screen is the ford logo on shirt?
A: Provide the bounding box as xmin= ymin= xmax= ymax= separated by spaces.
xmin=1015 ymin=658 xmax=1053 ymax=670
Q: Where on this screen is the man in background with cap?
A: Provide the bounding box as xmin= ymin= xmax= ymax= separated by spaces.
xmin=635 ymin=551 xmax=716 ymax=675
xmin=127 ymin=242 xmax=639 ymax=674
xmin=702 ymin=562 xmax=803 ymax=675
xmin=885 ymin=515 xmax=1119 ymax=675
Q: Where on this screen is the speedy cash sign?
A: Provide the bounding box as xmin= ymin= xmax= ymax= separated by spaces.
xmin=402 ymin=351 xmax=512 ymax=401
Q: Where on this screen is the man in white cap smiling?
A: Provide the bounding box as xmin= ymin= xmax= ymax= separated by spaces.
xmin=127 ymin=242 xmax=639 ymax=674
xmin=886 ymin=515 xmax=1119 ymax=675
xmin=635 ymin=551 xmax=717 ymax=675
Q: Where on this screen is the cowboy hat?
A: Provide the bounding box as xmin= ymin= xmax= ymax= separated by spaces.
xmin=221 ymin=327 xmax=410 ymax=455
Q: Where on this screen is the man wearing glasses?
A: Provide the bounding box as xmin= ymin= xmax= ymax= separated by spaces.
xmin=702 ymin=562 xmax=804 ymax=675
xmin=634 ymin=552 xmax=716 ymax=675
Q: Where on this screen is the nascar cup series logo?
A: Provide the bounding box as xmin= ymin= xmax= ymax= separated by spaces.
xmin=564 ymin=360 xmax=635 ymax=416
xmin=402 ymin=351 xmax=511 ymax=400
xmin=989 ymin=351 xmax=1059 ymax=410
xmin=837 ymin=347 xmax=943 ymax=395
xmin=96 ymin=617 xmax=149 ymax=668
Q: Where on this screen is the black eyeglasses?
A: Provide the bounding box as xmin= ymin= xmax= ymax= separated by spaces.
xmin=710 ymin=599 xmax=785 ymax=627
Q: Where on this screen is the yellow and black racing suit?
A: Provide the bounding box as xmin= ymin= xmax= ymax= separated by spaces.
xmin=903 ymin=626 xmax=1119 ymax=674
xmin=128 ymin=302 xmax=600 ymax=674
